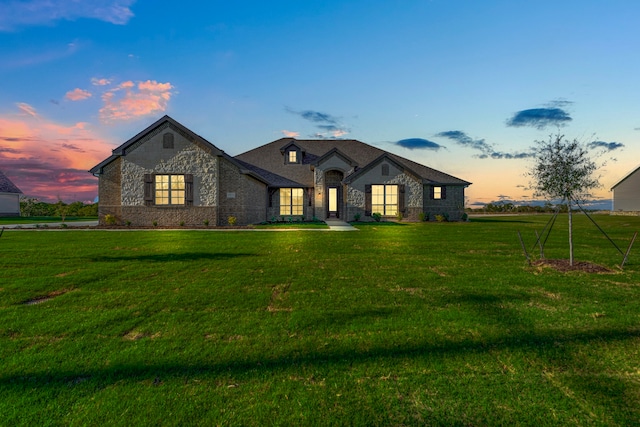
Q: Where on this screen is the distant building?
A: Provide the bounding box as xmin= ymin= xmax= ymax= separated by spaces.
xmin=611 ymin=165 xmax=640 ymax=212
xmin=0 ymin=169 xmax=22 ymax=217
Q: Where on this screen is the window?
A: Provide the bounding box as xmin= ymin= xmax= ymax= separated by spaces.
xmin=433 ymin=186 xmax=442 ymax=199
xmin=431 ymin=186 xmax=446 ymax=200
xmin=155 ymin=174 xmax=185 ymax=205
xmin=371 ymin=184 xmax=398 ymax=216
xmin=288 ymin=150 xmax=297 ymax=163
xmin=280 ymin=188 xmax=303 ymax=215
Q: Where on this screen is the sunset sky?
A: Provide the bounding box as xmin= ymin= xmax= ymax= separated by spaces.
xmin=0 ymin=0 xmax=638 ymax=207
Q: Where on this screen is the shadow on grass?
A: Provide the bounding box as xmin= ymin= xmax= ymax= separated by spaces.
xmin=91 ymin=252 xmax=256 ymax=263
xmin=3 ymin=327 xmax=638 ymax=391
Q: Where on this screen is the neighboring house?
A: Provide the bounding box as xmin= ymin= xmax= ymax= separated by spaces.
xmin=90 ymin=116 xmax=471 ymax=226
xmin=611 ymin=165 xmax=640 ymax=212
xmin=0 ymin=169 xmax=22 ymax=217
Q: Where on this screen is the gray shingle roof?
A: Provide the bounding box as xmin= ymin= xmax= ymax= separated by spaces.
xmin=0 ymin=169 xmax=22 ymax=194
xmin=234 ymin=138 xmax=471 ymax=187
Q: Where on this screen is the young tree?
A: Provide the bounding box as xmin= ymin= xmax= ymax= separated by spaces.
xmin=528 ymin=133 xmax=601 ymax=266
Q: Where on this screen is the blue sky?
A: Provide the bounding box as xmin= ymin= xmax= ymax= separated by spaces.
xmin=0 ymin=0 xmax=638 ymax=206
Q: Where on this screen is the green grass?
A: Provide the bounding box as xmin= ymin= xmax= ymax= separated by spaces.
xmin=1 ymin=214 xmax=640 ymax=425
xmin=0 ymin=216 xmax=97 ymax=224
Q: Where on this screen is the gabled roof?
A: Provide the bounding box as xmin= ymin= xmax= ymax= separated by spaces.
xmin=0 ymin=169 xmax=22 ymax=194
xmin=611 ymin=164 xmax=640 ymax=190
xmin=234 ymin=138 xmax=471 ymax=187
xmin=89 ymin=115 xmax=222 ymax=175
xmin=89 ymin=115 xmax=271 ymax=185
xmin=314 ymin=147 xmax=358 ymax=169
xmin=112 ymin=115 xmax=223 ymax=156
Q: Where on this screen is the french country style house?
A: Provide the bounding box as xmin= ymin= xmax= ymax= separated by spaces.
xmin=90 ymin=116 xmax=471 ymax=226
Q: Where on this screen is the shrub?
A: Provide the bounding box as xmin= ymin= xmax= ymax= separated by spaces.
xmin=461 ymin=213 xmax=468 ymax=222
xmin=396 ymin=211 xmax=403 ymax=222
xmin=179 ymin=221 xmax=185 ymax=227
xmin=228 ymin=216 xmax=237 ymax=226
xmin=312 ymin=216 xmax=319 ymax=222
xmin=203 ymin=219 xmax=209 ymax=226
xmin=435 ymin=214 xmax=447 ymax=222
xmin=153 ymin=220 xmax=158 ymax=227
xmin=372 ymin=212 xmax=382 ymax=222
xmin=353 ymin=213 xmax=361 ymax=222
xmin=125 ymin=220 xmax=131 ymax=227
xmin=419 ymin=212 xmax=430 ymax=222
xmin=104 ymin=214 xmax=117 ymax=226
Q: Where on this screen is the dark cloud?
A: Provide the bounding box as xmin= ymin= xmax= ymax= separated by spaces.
xmin=506 ymin=108 xmax=572 ymax=129
xmin=489 ymin=151 xmax=535 ymax=159
xmin=299 ymin=111 xmax=338 ymax=124
xmin=286 ymin=107 xmax=350 ymax=138
xmin=587 ymin=140 xmax=624 ymax=151
xmin=395 ymin=138 xmax=444 ymax=150
xmin=60 ymin=143 xmax=86 ymax=152
xmin=436 ymin=130 xmax=534 ymax=159
xmin=436 ymin=130 xmax=491 ymax=154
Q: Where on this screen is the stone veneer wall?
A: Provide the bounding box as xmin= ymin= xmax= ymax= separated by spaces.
xmin=99 ymin=125 xmax=223 ymax=226
xmin=345 ymin=172 xmax=423 ymax=221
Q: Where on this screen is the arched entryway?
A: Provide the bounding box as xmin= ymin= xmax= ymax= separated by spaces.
xmin=324 ymin=170 xmax=344 ymax=218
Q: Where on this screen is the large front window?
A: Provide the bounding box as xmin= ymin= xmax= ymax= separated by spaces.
xmin=371 ymin=184 xmax=398 ymax=216
xmin=280 ymin=188 xmax=303 ymax=215
xmin=155 ymin=174 xmax=185 ymax=205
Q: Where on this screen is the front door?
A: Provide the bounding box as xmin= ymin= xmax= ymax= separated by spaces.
xmin=328 ymin=187 xmax=339 ymax=218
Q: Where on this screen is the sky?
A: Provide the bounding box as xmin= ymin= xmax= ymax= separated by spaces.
xmin=0 ymin=0 xmax=638 ymax=207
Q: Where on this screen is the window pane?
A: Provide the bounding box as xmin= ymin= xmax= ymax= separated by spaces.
xmin=289 ymin=151 xmax=297 ymax=163
xmin=280 ymin=188 xmax=291 ymax=215
xmin=171 ymin=175 xmax=185 ymax=189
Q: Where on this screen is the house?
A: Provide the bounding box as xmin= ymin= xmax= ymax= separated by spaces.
xmin=611 ymin=165 xmax=640 ymax=212
xmin=90 ymin=116 xmax=471 ymax=226
xmin=0 ymin=169 xmax=22 ymax=217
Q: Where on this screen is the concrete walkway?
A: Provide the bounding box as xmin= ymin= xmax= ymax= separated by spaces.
xmin=324 ymin=219 xmax=358 ymax=231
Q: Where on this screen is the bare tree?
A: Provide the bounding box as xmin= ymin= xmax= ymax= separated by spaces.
xmin=528 ymin=133 xmax=601 ymax=265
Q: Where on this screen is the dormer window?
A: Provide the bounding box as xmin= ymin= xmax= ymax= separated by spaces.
xmin=288 ymin=150 xmax=297 ymax=163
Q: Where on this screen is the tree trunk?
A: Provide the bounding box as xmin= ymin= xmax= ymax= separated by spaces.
xmin=568 ymin=198 xmax=574 ymax=266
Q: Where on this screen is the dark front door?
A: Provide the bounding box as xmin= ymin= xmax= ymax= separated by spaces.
xmin=327 ymin=186 xmax=339 ymax=218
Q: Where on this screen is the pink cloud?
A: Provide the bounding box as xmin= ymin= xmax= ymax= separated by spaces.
xmin=0 ymin=106 xmax=116 ymax=202
xmin=281 ymin=130 xmax=300 ymax=137
xmin=65 ymin=88 xmax=92 ymax=101
xmin=91 ymin=77 xmax=112 ymax=86
xmin=17 ymin=102 xmax=38 ymax=118
xmin=99 ymin=80 xmax=174 ymax=122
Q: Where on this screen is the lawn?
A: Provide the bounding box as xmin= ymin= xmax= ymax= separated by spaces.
xmin=1 ymin=215 xmax=639 ymax=425
xmin=0 ymin=216 xmax=97 ymax=225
